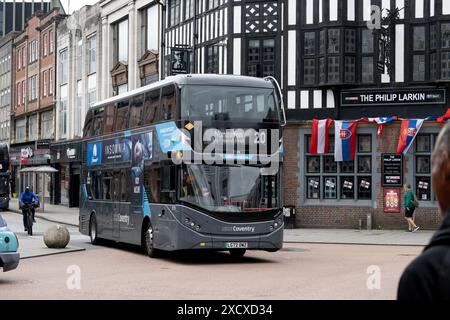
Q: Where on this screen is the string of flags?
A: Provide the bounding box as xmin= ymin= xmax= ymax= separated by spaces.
xmin=310 ymin=108 xmax=450 ymax=162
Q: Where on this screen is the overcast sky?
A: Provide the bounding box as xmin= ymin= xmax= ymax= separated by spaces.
xmin=60 ymin=0 xmax=99 ymax=14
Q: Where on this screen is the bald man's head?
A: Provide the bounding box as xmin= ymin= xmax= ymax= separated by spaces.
xmin=432 ymin=122 xmax=450 ymax=214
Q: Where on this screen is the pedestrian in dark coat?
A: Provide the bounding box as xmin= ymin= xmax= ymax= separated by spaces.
xmin=398 ymin=122 xmax=450 ymax=300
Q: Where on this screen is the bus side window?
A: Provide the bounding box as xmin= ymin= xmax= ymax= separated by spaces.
xmin=102 ymin=172 xmax=113 ymax=200
xmin=103 ymin=103 xmax=115 ymax=134
xmin=92 ymin=107 xmax=104 ymax=136
xmin=114 ymin=100 xmax=130 ymax=131
xmin=129 ymin=94 xmax=144 ymax=128
xmin=160 ymin=166 xmax=176 ymax=204
xmin=161 ymin=85 xmax=177 ymax=121
xmin=144 ymin=89 xmax=160 ymax=125
xmin=83 ymin=109 xmax=94 ymax=138
xmin=120 ymin=169 xmax=130 ymax=202
xmin=113 ymin=171 xmax=121 ymax=202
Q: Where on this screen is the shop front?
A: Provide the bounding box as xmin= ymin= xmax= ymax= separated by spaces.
xmin=9 ymin=141 xmax=55 ymax=204
xmin=50 ymin=140 xmax=82 ymax=207
xmin=283 ymin=86 xmax=448 ymax=230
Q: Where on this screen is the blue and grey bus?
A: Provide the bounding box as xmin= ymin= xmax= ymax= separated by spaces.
xmin=79 ymin=74 xmax=285 ymax=257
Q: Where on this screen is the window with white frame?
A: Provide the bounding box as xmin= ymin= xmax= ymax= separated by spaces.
xmin=22 ymin=80 xmax=25 ymax=104
xmin=22 ymin=47 xmax=26 ymax=69
xmin=15 ymin=118 xmax=26 ymax=142
xmin=304 ymin=134 xmax=374 ymax=201
xmin=28 ymin=40 xmax=37 ymax=63
xmin=87 ymin=73 xmax=96 ymax=108
xmin=75 ymin=80 xmax=82 ymax=137
xmin=49 ymin=30 xmax=54 ymax=53
xmin=76 ymin=39 xmax=82 ymax=79
xmin=17 ymin=82 xmax=21 ymax=105
xmin=43 ymin=33 xmax=48 ymax=56
xmin=59 ymin=84 xmax=68 ymax=138
xmin=59 ymin=49 xmax=68 ymax=84
xmin=41 ymin=111 xmax=53 ymax=139
xmin=87 ymin=34 xmax=96 ymax=74
xmin=28 ymin=114 xmax=38 ymax=141
xmin=116 ymin=20 xmax=129 ymax=62
xmin=49 ymin=68 xmax=53 ymax=95
xmin=43 ymin=70 xmax=47 ymax=97
xmin=28 ymin=75 xmax=37 ymax=101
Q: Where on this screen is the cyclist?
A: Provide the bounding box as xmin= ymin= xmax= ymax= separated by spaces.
xmin=19 ymin=186 xmax=39 ymax=232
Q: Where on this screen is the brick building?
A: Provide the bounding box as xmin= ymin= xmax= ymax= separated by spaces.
xmin=10 ymin=8 xmax=66 ymax=202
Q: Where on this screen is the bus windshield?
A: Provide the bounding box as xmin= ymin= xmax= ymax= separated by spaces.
xmin=180 ymin=164 xmax=278 ymax=213
xmin=182 ymin=85 xmax=279 ymax=123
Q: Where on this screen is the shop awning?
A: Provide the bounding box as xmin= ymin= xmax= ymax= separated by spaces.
xmin=20 ymin=166 xmax=58 ymax=173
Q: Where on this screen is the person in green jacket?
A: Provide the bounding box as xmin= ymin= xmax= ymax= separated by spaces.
xmin=404 ymin=183 xmax=420 ymax=232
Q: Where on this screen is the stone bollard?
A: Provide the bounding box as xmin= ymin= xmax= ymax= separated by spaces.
xmin=43 ymin=225 xmax=70 ymax=249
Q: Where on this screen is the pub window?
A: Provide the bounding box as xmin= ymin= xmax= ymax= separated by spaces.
xmin=304 ymin=32 xmax=316 ymax=55
xmin=319 ymin=57 xmax=326 ymax=83
xmin=169 ymin=0 xmax=181 ymax=26
xmin=103 ymin=103 xmax=115 ymax=134
xmin=304 ymin=134 xmax=373 ymax=201
xmin=413 ymin=26 xmax=426 ymax=51
xmin=361 ymin=56 xmax=374 ymax=83
xmin=303 ymin=59 xmax=316 ymax=85
xmin=344 ymin=56 xmax=355 ymax=83
xmin=413 ymin=55 xmax=425 ymax=81
xmin=430 ymin=53 xmax=438 ymax=81
xmin=441 ymin=23 xmax=450 ymax=49
xmin=144 ymin=89 xmax=161 ymax=124
xmin=414 ymin=134 xmax=439 ymax=202
xmin=206 ymin=45 xmax=219 ymax=74
xmin=430 ymin=24 xmax=437 ymax=50
xmin=344 ymin=29 xmax=356 ymax=53
xmin=319 ymin=30 xmax=326 ymax=55
xmin=114 ymin=100 xmax=130 ymax=131
xmin=327 ymin=29 xmax=340 ymax=54
xmin=246 ymin=39 xmax=276 ymax=78
xmin=129 ymin=94 xmax=144 ymax=128
xmin=441 ymin=52 xmax=450 ymax=80
xmin=361 ymin=29 xmax=374 ymax=54
xmin=327 ymin=56 xmax=340 ymax=83
xmin=161 ymin=85 xmax=177 ymax=121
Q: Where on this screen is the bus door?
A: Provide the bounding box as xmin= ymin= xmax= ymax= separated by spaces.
xmin=112 ymin=171 xmax=121 ymax=239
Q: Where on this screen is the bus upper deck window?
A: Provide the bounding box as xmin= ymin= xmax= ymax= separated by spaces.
xmin=129 ymin=94 xmax=144 ymax=128
xmin=144 ymin=89 xmax=160 ymax=125
xmin=114 ymin=100 xmax=130 ymax=131
xmin=161 ymin=85 xmax=177 ymax=121
xmin=103 ymin=103 xmax=115 ymax=134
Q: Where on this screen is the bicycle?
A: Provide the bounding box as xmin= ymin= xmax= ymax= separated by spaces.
xmin=22 ymin=202 xmax=36 ymax=236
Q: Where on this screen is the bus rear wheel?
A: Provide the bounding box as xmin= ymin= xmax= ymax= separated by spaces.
xmin=229 ymin=249 xmax=246 ymax=258
xmin=90 ymin=215 xmax=100 ymax=245
xmin=143 ymin=221 xmax=159 ymax=258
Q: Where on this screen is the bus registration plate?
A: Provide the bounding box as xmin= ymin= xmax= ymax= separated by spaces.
xmin=225 ymin=242 xmax=248 ymax=249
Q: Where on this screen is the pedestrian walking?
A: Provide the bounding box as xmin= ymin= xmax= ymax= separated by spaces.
xmin=398 ymin=122 xmax=450 ymax=300
xmin=403 ymin=183 xmax=420 ymax=232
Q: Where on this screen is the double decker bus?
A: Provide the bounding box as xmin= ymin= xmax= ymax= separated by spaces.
xmin=79 ymin=74 xmax=285 ymax=257
xmin=0 ymin=144 xmax=10 ymax=210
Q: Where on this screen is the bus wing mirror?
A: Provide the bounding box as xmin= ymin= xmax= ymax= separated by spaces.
xmin=264 ymin=76 xmax=287 ymax=127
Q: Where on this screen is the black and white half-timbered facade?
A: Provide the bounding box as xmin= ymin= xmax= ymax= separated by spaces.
xmin=163 ymin=0 xmax=450 ymax=230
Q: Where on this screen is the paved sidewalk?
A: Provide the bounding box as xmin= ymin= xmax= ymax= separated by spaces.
xmin=9 ymin=198 xmax=79 ymax=227
xmin=7 ymin=199 xmax=435 ymax=246
xmin=284 ymin=228 xmax=434 ymax=246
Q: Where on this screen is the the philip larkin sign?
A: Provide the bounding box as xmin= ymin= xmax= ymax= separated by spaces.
xmin=341 ymin=88 xmax=446 ymax=107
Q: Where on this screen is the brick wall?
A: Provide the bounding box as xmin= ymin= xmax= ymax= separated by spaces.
xmin=282 ymin=124 xmax=299 ymax=207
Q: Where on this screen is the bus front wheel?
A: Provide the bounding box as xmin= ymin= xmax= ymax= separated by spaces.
xmin=143 ymin=221 xmax=159 ymax=258
xmin=229 ymin=249 xmax=246 ymax=258
xmin=90 ymin=215 xmax=100 ymax=245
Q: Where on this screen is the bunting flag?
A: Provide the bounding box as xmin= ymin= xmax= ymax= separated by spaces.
xmin=309 ymin=118 xmax=333 ymax=154
xmin=437 ymin=108 xmax=450 ymax=124
xmin=334 ymin=121 xmax=358 ymax=162
xmin=396 ymin=119 xmax=425 ymax=155
xmin=368 ymin=117 xmax=398 ymax=136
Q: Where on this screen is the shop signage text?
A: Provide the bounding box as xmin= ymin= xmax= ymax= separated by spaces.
xmin=382 ymin=154 xmax=403 ymax=187
xmin=341 ymin=89 xmax=446 ymax=106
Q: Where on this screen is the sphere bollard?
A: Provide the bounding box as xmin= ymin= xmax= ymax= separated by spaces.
xmin=43 ymin=225 xmax=70 ymax=249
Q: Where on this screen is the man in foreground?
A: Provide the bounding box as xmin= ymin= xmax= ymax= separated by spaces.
xmin=397 ymin=122 xmax=450 ymax=300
